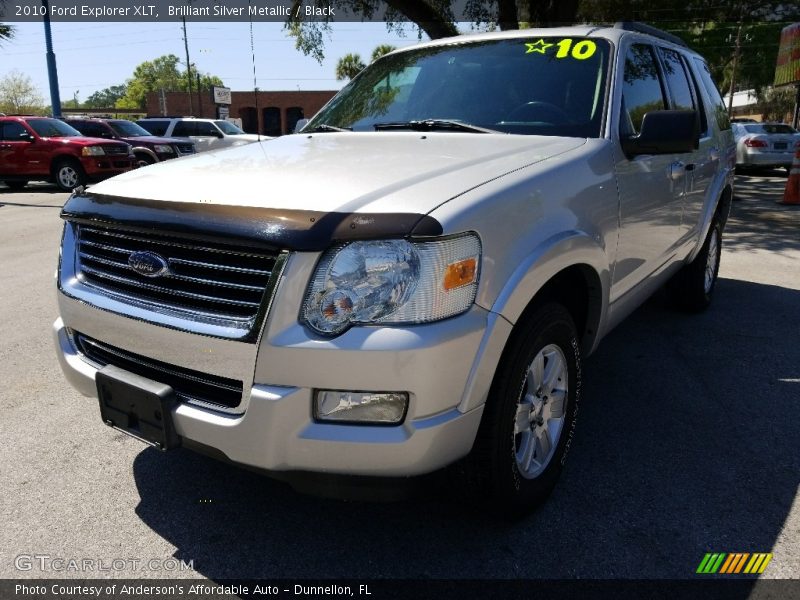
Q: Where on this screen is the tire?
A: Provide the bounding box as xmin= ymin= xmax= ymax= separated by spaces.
xmin=135 ymin=153 xmax=155 ymax=168
xmin=669 ymin=218 xmax=722 ymax=312
xmin=461 ymin=303 xmax=581 ymax=517
xmin=52 ymin=158 xmax=86 ymax=192
xmin=3 ymin=180 xmax=27 ymax=191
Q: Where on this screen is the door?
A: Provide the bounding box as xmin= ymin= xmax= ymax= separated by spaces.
xmin=657 ymin=47 xmax=713 ymax=244
xmin=0 ymin=121 xmax=43 ymax=177
xmin=613 ymin=43 xmax=685 ymax=299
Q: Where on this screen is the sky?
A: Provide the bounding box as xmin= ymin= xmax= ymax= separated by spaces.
xmin=0 ymin=21 xmax=433 ymax=103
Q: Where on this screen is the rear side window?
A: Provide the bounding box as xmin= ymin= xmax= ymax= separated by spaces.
xmin=660 ymin=48 xmax=695 ymax=112
xmin=138 ymin=120 xmax=169 ymax=136
xmin=71 ymin=121 xmax=111 ymax=138
xmin=0 ymin=121 xmax=28 ymax=140
xmin=692 ymin=59 xmax=731 ymax=131
xmin=172 ymin=121 xmax=195 ymax=137
xmin=621 ymin=44 xmax=666 ymax=135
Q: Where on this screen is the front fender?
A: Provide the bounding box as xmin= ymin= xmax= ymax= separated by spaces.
xmin=488 ymin=230 xmax=611 ymax=353
xmin=131 ymin=147 xmax=159 ymax=163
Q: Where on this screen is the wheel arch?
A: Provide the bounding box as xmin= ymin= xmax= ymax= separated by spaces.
xmin=132 ymin=147 xmax=159 ymax=163
xmin=458 ymin=234 xmax=608 ymax=414
xmin=489 ymin=231 xmax=609 ymax=356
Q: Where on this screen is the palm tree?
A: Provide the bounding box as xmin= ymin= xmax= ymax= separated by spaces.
xmin=335 ymin=53 xmax=366 ymax=81
xmin=371 ymin=44 xmax=396 ymax=62
xmin=0 ymin=24 xmax=13 ymax=43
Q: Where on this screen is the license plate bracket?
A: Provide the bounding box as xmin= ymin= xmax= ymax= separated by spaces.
xmin=96 ymin=365 xmax=180 ymax=451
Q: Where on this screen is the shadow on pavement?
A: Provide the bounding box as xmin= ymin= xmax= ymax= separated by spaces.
xmin=729 ymin=172 xmax=799 ymax=254
xmin=130 ymin=278 xmax=800 ymax=580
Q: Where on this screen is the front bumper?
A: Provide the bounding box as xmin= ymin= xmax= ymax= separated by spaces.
xmin=53 ymin=292 xmax=498 ymax=477
xmin=81 ymin=156 xmax=135 ymax=179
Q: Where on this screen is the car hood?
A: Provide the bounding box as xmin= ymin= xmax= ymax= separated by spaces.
xmin=53 ymin=136 xmax=130 ymax=147
xmin=88 ymin=132 xmax=586 ymax=215
xmin=124 ymin=135 xmax=190 ymax=145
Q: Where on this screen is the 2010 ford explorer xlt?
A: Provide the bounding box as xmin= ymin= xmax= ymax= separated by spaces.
xmin=54 ymin=23 xmax=735 ymax=515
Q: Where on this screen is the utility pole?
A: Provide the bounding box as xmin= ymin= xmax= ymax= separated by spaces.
xmin=181 ymin=16 xmax=193 ymax=115
xmin=41 ymin=0 xmax=62 ymax=117
xmin=727 ymin=21 xmax=743 ymax=114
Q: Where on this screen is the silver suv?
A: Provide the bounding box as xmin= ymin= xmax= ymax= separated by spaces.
xmin=54 ymin=23 xmax=734 ymax=514
xmin=136 ymin=117 xmax=264 ymax=152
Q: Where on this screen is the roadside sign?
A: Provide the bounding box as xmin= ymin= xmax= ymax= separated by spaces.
xmin=212 ymin=86 xmax=232 ymax=105
xmin=774 ymin=23 xmax=800 ymax=87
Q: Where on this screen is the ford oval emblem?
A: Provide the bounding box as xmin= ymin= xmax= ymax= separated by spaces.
xmin=128 ymin=251 xmax=169 ymax=278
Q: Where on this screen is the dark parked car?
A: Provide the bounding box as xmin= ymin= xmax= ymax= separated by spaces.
xmin=65 ymin=118 xmax=196 ymax=168
xmin=0 ymin=116 xmax=134 ymax=191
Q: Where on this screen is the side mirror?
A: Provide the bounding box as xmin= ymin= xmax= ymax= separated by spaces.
xmin=621 ymin=110 xmax=699 ymax=157
xmin=214 ymin=131 xmax=224 ymax=138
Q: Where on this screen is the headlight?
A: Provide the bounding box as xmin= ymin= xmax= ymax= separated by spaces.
xmin=81 ymin=146 xmax=105 ymax=156
xmin=303 ymin=233 xmax=481 ymax=336
xmin=153 ymin=144 xmax=174 ymax=153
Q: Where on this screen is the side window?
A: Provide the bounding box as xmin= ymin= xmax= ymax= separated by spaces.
xmin=172 ymin=121 xmax=195 ymax=137
xmin=1 ymin=121 xmax=28 ymax=141
xmin=139 ymin=120 xmax=169 ymax=136
xmin=659 ymin=48 xmax=695 ymax=111
xmin=693 ymin=58 xmax=731 ymax=131
xmin=73 ymin=122 xmax=109 ymax=138
xmin=621 ymin=44 xmax=666 ymax=135
xmin=194 ymin=122 xmax=219 ymax=136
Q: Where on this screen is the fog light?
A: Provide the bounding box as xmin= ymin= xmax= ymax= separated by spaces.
xmin=314 ymin=390 xmax=408 ymax=424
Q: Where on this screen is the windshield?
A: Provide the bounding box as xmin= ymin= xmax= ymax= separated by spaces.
xmin=306 ymin=37 xmax=610 ymax=137
xmin=27 ymin=119 xmax=82 ymax=138
xmin=215 ymin=120 xmax=245 ymax=135
xmin=109 ymin=120 xmax=153 ymax=137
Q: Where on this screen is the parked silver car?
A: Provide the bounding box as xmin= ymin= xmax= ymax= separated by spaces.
xmin=733 ymin=122 xmax=800 ymax=171
xmin=54 ymin=23 xmax=735 ymax=515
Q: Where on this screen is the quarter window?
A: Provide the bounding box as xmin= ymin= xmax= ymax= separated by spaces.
xmin=693 ymin=59 xmax=731 ymax=131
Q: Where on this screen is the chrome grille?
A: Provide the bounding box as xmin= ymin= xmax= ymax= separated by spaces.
xmin=75 ymin=333 xmax=244 ymax=410
xmin=76 ymin=225 xmax=280 ymax=324
xmin=175 ymin=143 xmax=195 ymax=154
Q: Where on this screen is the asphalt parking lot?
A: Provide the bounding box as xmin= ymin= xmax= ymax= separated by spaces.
xmin=0 ymin=173 xmax=798 ymax=582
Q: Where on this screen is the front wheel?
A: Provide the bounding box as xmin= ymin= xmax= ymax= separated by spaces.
xmin=462 ymin=303 xmax=581 ymax=517
xmin=52 ymin=159 xmax=86 ymax=192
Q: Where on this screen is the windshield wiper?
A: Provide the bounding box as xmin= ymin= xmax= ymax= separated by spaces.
xmin=373 ymin=119 xmax=502 ymax=134
xmin=305 ymin=123 xmax=352 ymax=133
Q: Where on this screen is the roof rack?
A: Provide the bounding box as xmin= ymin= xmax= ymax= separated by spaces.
xmin=614 ymin=21 xmax=688 ymax=48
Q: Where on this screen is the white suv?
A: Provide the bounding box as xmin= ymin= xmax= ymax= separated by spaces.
xmin=136 ymin=117 xmax=264 ymax=153
xmin=55 ymin=23 xmax=735 ymax=515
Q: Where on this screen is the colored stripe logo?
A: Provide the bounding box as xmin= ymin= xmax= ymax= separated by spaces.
xmin=696 ymin=553 xmax=772 ymax=574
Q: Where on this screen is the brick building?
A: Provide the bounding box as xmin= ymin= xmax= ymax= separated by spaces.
xmin=145 ymin=90 xmax=338 ymax=136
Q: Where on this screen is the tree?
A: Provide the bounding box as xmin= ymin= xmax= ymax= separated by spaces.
xmin=85 ymin=85 xmax=127 ymax=109
xmin=0 ymin=70 xmax=45 ymax=114
xmin=0 ymin=23 xmax=13 ymax=43
xmin=335 ymin=53 xmax=367 ymax=81
xmin=288 ymin=0 xmax=582 ymax=62
xmin=371 ymin=44 xmax=397 ymax=62
xmin=116 ymin=54 xmax=223 ymax=109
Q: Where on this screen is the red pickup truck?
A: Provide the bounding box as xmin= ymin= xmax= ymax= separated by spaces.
xmin=0 ymin=116 xmax=135 ymax=192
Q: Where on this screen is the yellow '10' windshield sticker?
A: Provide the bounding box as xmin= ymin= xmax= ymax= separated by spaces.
xmin=525 ymin=39 xmax=597 ymax=60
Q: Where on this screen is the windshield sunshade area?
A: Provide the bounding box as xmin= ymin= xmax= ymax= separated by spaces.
xmin=26 ymin=119 xmax=83 ymax=138
xmin=306 ymin=37 xmax=610 ymax=137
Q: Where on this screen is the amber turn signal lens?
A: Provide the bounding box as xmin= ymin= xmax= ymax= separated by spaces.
xmin=443 ymin=257 xmax=477 ymax=291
